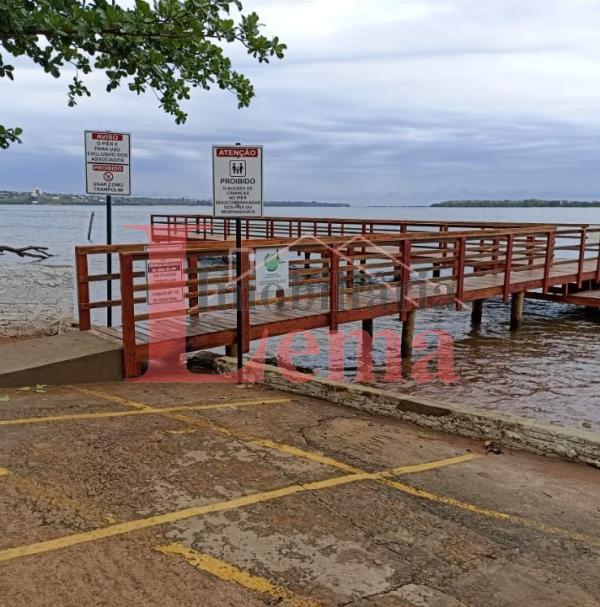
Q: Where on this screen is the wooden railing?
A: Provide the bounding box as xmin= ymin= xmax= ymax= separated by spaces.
xmin=109 ymin=225 xmax=575 ymax=377
xmin=149 ymin=213 xmax=545 ymax=243
xmin=76 ymin=222 xmax=600 ymax=336
xmin=75 ymin=243 xmax=147 ymax=330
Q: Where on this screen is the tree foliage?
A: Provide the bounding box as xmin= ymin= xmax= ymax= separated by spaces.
xmin=0 ymin=0 xmax=286 ymax=148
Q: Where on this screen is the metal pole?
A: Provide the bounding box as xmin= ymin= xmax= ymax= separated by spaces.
xmin=235 ymin=216 xmax=243 ymax=382
xmin=106 ymin=194 xmax=112 ymax=327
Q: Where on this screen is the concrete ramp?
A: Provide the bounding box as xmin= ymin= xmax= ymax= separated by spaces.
xmin=0 ymin=331 xmax=123 ymax=388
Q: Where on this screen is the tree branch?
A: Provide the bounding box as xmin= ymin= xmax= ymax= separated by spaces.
xmin=0 ymin=246 xmax=54 ymax=260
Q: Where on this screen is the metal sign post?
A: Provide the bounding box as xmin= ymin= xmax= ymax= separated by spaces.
xmin=84 ymin=131 xmax=131 ymax=326
xmin=106 ymin=194 xmax=112 ymax=326
xmin=212 ymin=144 xmax=263 ymax=380
xmin=235 ymin=217 xmax=243 ymax=378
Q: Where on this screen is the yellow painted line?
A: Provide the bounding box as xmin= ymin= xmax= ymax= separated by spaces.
xmin=381 ymin=453 xmax=480 ymax=477
xmin=381 ymin=478 xmax=600 ymax=547
xmin=156 ymin=543 xmax=321 ymax=607
xmin=248 ymin=437 xmax=363 ymax=474
xmin=76 ymin=388 xmax=367 ymax=473
xmin=0 ymin=399 xmax=290 ymax=428
xmin=80 ymin=388 xmax=478 ymax=476
xmin=71 ymin=386 xmax=153 ymax=411
xmin=68 ymin=389 xmax=600 ymax=550
xmin=0 ymin=467 xmax=374 ymax=563
xmin=0 ymin=467 xmax=9 ymax=477
xmin=0 ymin=455 xmax=478 ymax=563
xmin=0 ymin=453 xmax=597 ymax=564
xmin=72 ymin=390 xmax=363 ymax=480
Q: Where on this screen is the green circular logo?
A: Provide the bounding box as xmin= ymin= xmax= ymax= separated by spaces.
xmin=265 ymin=253 xmax=279 ymax=272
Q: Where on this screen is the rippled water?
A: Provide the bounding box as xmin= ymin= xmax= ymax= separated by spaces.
xmin=1 ymin=204 xmax=599 ymax=431
xmin=250 ymin=296 xmax=600 ymax=431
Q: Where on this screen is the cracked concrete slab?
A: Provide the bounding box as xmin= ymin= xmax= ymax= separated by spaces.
xmin=0 ymin=381 xmax=598 ymax=606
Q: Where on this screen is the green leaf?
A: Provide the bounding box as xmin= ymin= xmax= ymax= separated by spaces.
xmin=0 ymin=0 xmax=285 ymax=148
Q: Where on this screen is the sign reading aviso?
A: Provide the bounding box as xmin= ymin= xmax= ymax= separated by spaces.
xmin=85 ymin=131 xmax=131 ymax=195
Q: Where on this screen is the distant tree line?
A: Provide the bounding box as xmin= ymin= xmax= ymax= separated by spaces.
xmin=432 ymin=199 xmax=600 ymax=208
xmin=0 ymin=191 xmax=349 ymax=207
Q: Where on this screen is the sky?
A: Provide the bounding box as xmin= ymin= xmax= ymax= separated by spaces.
xmin=2 ymin=0 xmax=600 ymax=204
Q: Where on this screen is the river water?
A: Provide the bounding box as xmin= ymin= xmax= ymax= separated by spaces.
xmin=1 ymin=203 xmax=599 ymax=431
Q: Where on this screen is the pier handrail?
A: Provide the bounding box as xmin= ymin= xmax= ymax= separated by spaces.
xmin=149 ymin=213 xmax=556 ymax=243
xmin=78 ymin=225 xmax=566 ymax=331
xmin=109 ymin=225 xmax=567 ymax=377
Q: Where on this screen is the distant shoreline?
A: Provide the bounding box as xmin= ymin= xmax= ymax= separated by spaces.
xmin=433 ymin=199 xmax=600 ymax=208
xmin=0 ymin=201 xmax=351 ymax=208
xmin=0 ymin=191 xmax=350 ymax=208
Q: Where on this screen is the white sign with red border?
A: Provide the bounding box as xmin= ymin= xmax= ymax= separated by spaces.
xmin=146 ymin=244 xmax=185 ymax=306
xmin=212 ymin=144 xmax=263 ymax=217
xmin=85 ymin=130 xmax=131 ymax=195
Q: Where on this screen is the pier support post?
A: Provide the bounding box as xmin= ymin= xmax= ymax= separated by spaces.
xmin=360 ymin=318 xmax=374 ymax=377
xmin=471 ymin=299 xmax=484 ymax=327
xmin=362 ymin=318 xmax=374 ymax=338
xmin=225 ymin=343 xmax=238 ymax=358
xmin=401 ymin=309 xmax=416 ymax=358
xmin=510 ymin=291 xmax=525 ymax=331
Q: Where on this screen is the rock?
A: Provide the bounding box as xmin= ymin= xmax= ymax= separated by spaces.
xmin=484 ymin=440 xmax=503 ymax=455
xmin=187 ymin=351 xmax=220 ymax=371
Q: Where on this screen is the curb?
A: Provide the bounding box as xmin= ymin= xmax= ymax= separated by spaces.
xmin=215 ymin=357 xmax=600 ymax=468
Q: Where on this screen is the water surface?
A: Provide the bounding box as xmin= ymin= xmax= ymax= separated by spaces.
xmin=1 ymin=203 xmax=598 ymax=431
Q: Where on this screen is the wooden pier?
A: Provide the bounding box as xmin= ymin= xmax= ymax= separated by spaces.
xmin=75 ymin=217 xmax=600 ymax=378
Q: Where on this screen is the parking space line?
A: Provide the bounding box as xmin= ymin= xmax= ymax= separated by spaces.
xmin=74 ymin=388 xmax=363 ymax=472
xmin=381 ymin=478 xmax=600 ymax=547
xmin=0 ymin=399 xmax=291 ymax=428
xmin=71 ymin=387 xmax=154 ymax=411
xmin=156 ymin=542 xmax=321 ymax=607
xmin=0 ymin=454 xmax=481 ymax=564
xmin=63 ymin=389 xmax=600 ymax=551
xmin=1 ymin=452 xmax=597 ymax=565
xmin=80 ymin=388 xmax=481 ymax=476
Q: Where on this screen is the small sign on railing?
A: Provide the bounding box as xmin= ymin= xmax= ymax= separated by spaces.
xmin=254 ymin=247 xmax=290 ymax=301
xmin=146 ymin=244 xmax=184 ymax=306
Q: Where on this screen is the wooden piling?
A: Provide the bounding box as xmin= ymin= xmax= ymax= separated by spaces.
xmin=401 ymin=309 xmax=416 ymax=358
xmin=510 ymin=291 xmax=525 ymax=330
xmin=471 ymin=299 xmax=484 ymax=327
xmin=87 ymin=212 xmax=95 ymax=241
xmin=360 ymin=318 xmax=374 ymax=371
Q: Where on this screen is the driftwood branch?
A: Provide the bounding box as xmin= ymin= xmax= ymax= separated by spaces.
xmin=0 ymin=246 xmax=54 ymax=260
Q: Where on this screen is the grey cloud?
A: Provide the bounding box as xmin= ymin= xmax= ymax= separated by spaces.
xmin=3 ymin=0 xmax=600 ymax=204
